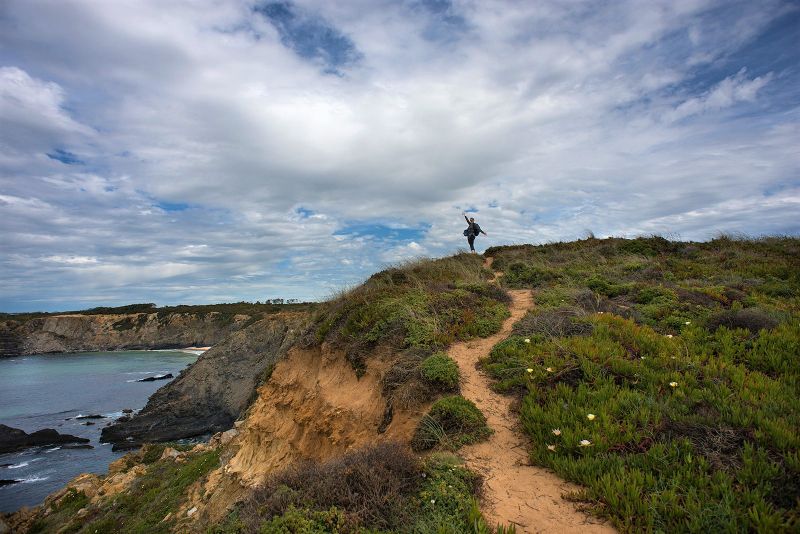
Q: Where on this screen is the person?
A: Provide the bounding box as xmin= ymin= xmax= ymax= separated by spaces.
xmin=463 ymin=211 xmax=487 ymax=253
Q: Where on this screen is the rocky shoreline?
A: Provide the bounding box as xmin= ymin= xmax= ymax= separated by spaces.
xmin=100 ymin=312 xmax=309 ymax=450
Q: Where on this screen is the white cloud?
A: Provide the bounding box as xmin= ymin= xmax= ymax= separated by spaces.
xmin=0 ymin=0 xmax=797 ymax=310
xmin=667 ymin=68 xmax=773 ymax=122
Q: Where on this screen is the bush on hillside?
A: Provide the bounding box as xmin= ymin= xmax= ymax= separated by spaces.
xmin=411 ymin=396 xmax=491 ymax=451
xmin=241 ymin=442 xmax=418 ymax=531
xmin=706 ymin=308 xmax=778 ymax=334
xmin=420 ymin=353 xmax=460 ymax=391
xmin=216 ymin=445 xmax=514 ymax=534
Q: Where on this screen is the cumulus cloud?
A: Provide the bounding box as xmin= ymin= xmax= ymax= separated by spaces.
xmin=0 ymin=0 xmax=798 ymax=311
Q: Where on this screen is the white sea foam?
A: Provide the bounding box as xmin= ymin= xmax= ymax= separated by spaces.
xmin=20 ymin=475 xmax=49 ymax=484
xmin=44 ymin=447 xmax=61 ymax=452
xmin=7 ymin=462 xmax=29 ymax=469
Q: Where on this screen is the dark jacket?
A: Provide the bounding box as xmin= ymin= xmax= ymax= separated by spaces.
xmin=464 ymin=216 xmax=482 ymax=237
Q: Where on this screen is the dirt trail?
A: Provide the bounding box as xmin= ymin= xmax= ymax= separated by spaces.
xmin=448 ymin=258 xmax=615 ymax=533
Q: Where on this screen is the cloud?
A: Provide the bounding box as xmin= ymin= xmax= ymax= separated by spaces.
xmin=0 ymin=0 xmax=798 ymax=311
xmin=667 ymin=68 xmax=773 ymax=122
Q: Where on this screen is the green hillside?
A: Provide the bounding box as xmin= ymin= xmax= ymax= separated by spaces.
xmin=483 ymin=236 xmax=799 ymax=531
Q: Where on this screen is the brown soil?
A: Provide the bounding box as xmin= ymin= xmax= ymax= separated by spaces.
xmin=192 ymin=344 xmax=428 ymax=525
xmin=450 ymin=259 xmax=616 ymax=533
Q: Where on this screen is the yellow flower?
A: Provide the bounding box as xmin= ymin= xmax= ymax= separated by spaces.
xmin=546 ymin=444 xmax=557 ymax=451
xmin=526 ymin=368 xmax=534 ymax=373
xmin=579 ymin=439 xmax=592 ymax=447
xmin=669 ymin=382 xmax=678 ymax=388
xmin=524 ymin=338 xmax=531 ymax=343
xmin=587 ymin=414 xmax=596 ymax=421
xmin=552 ymin=428 xmax=561 ymax=436
xmin=545 ymin=367 xmax=554 ymax=372
xmin=666 ymin=334 xmax=673 ymax=338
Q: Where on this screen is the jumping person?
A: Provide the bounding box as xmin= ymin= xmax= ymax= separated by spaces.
xmin=462 ymin=211 xmax=487 ymax=253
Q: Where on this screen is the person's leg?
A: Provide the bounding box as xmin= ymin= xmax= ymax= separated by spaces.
xmin=468 ymin=235 xmax=475 ymax=252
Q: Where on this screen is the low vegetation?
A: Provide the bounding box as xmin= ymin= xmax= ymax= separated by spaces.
xmin=313 ymin=253 xmax=509 ymax=352
xmin=212 ymin=443 xmax=512 ymax=533
xmin=29 ymin=448 xmax=220 ymax=534
xmin=420 ymin=352 xmax=461 ymax=391
xmin=412 ymin=396 xmax=492 ymax=452
xmin=483 ymin=236 xmax=800 ymax=531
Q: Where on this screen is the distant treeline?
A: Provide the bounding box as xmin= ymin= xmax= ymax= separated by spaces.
xmin=0 ymin=300 xmax=317 ymax=323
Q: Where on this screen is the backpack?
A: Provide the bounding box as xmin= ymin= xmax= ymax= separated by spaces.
xmin=463 ymin=228 xmax=470 ymax=236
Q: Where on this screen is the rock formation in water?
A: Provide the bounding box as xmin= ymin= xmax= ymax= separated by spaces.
xmin=100 ymin=313 xmax=308 ymax=450
xmin=0 ymin=425 xmax=90 ymax=454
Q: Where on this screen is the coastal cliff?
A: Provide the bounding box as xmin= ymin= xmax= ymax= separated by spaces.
xmin=1 ymin=312 xmax=250 ymax=357
xmin=100 ymin=312 xmax=309 ymax=449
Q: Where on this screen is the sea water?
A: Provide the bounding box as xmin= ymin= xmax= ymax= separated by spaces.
xmin=0 ymin=350 xmax=198 ymax=513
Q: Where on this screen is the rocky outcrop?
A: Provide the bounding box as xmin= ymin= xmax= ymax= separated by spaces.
xmin=100 ymin=313 xmax=309 ymax=450
xmin=0 ymin=425 xmax=90 ymax=454
xmin=1 ymin=312 xmax=253 ymax=357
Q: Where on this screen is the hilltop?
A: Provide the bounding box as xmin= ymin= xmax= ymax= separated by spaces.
xmin=4 ymin=236 xmax=799 ymax=533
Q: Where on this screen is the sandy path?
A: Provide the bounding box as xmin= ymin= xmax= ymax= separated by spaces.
xmin=449 ymin=261 xmax=615 ymax=533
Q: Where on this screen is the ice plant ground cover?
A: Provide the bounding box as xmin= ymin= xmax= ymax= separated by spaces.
xmin=482 ymin=236 xmax=799 ymax=532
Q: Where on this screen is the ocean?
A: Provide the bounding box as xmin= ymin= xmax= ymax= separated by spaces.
xmin=0 ymin=350 xmax=199 ymax=513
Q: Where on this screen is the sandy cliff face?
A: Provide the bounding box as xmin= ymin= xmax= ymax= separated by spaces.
xmin=192 ymin=344 xmax=428 ymax=526
xmin=101 ymin=313 xmax=309 ymax=449
xmin=1 ymin=312 xmax=251 ymax=356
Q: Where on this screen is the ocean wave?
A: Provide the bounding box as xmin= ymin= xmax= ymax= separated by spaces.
xmin=44 ymin=447 xmax=61 ymax=453
xmin=103 ymin=411 xmax=124 ymax=419
xmin=19 ymin=475 xmax=49 ymax=484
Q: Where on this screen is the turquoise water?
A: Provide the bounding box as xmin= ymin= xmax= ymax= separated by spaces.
xmin=0 ymin=351 xmax=198 ymax=513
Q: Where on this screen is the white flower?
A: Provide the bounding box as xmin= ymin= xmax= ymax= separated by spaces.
xmin=547 ymin=444 xmax=557 ymax=451
xmin=684 ymin=321 xmax=691 ymax=325
xmin=552 ymin=429 xmax=561 ymax=436
xmin=598 ymin=311 xmax=604 ymax=314
xmin=545 ymin=367 xmax=554 ymax=373
xmin=430 ymin=499 xmax=436 ymax=504
xmin=665 ymin=334 xmax=673 ymax=338
xmin=579 ymin=439 xmax=592 ymax=447
xmin=587 ymin=414 xmax=596 ymax=421
xmin=524 ymin=338 xmax=531 ymax=343
xmin=669 ymin=382 xmax=678 ymax=388
xmin=640 ymin=356 xmax=646 ymax=360
xmin=526 ymin=368 xmax=534 ymax=373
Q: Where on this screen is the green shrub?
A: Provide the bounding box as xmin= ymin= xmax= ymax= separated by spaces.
xmin=586 ymin=276 xmax=630 ymax=298
xmin=501 ymin=262 xmax=558 ymax=288
xmin=420 ymin=353 xmax=460 ymax=391
xmin=706 ymin=308 xmax=779 ymax=334
xmin=412 ymin=396 xmax=491 ymax=451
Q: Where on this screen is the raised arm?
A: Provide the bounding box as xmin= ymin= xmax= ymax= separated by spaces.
xmin=463 ymin=212 xmax=470 ymax=224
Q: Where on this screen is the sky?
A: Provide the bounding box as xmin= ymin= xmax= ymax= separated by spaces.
xmin=1 ymin=0 xmax=798 ymax=312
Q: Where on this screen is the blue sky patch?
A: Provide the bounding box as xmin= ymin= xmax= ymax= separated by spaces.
xmin=155 ymin=201 xmax=190 ymax=212
xmin=254 ymin=1 xmax=361 ymax=73
xmin=47 ymin=149 xmax=84 ymax=165
xmin=334 ymin=222 xmax=430 ymax=242
xmin=296 ymin=206 xmax=315 ymax=218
